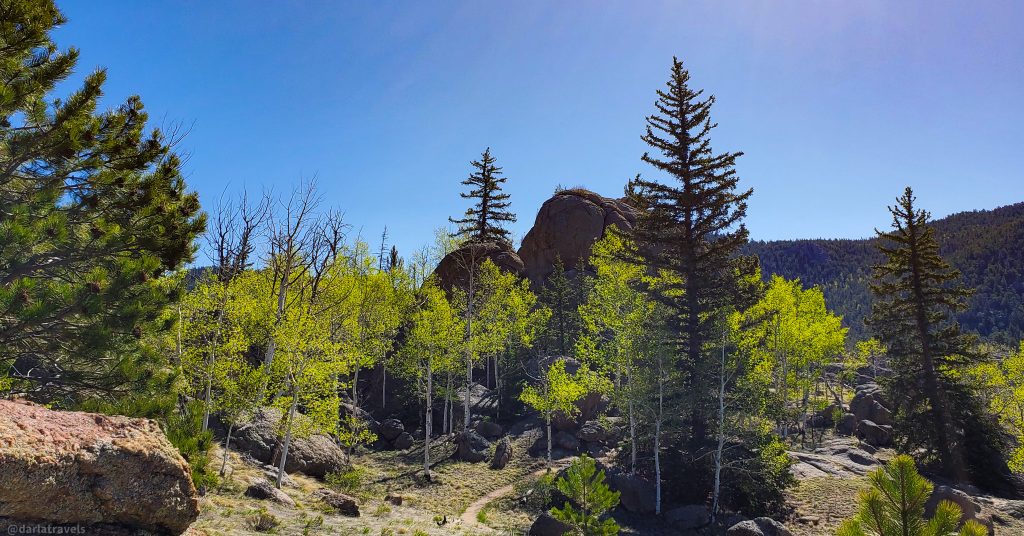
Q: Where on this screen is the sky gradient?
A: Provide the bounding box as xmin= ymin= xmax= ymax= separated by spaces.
xmin=54 ymin=1 xmax=1024 ymax=259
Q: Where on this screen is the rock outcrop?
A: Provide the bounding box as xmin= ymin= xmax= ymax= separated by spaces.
xmin=529 ymin=512 xmax=571 ymax=535
xmin=0 ymin=399 xmax=200 ymax=535
xmin=232 ymin=407 xmax=348 ymax=478
xmin=518 ymin=189 xmax=637 ymax=286
xmin=434 ymin=241 xmax=524 ymax=291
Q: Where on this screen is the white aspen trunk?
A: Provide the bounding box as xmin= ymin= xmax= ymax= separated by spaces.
xmin=655 ymin=353 xmax=665 ymax=515
xmin=220 ymin=423 xmax=234 ymax=477
xmin=711 ymin=338 xmax=727 ymax=524
xmin=494 ymin=356 xmax=501 ymax=418
xmin=628 ymin=397 xmax=637 ymax=476
xmin=424 ymin=359 xmax=432 ymax=474
xmin=264 ymin=272 xmax=289 ymax=368
xmin=202 ymin=304 xmax=227 ymax=433
xmin=276 ymin=386 xmax=300 ymax=489
xmin=463 ymin=270 xmax=474 ymax=429
xmin=546 ymin=414 xmax=553 ymax=469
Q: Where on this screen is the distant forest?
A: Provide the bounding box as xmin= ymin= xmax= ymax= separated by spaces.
xmin=745 ymin=202 xmax=1024 ymax=345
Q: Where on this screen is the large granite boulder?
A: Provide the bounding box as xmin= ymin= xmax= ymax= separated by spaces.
xmin=925 ymin=486 xmax=994 ymax=535
xmin=0 ymin=399 xmax=200 ymax=535
xmin=850 ymin=383 xmax=894 ymax=426
xmin=232 ymin=407 xmax=348 ymax=478
xmin=518 ymin=189 xmax=637 ymax=286
xmin=310 ymin=488 xmax=360 ymax=517
xmin=856 ymin=420 xmax=893 ymax=447
xmin=379 ymin=418 xmax=405 ymax=441
xmin=434 ymin=241 xmax=525 ymax=292
xmin=727 ymin=517 xmax=792 ymax=536
xmin=606 ymin=472 xmax=656 ymax=514
xmin=456 ymin=430 xmax=492 ymax=463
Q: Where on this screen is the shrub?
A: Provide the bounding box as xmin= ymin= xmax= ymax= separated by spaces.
xmin=550 ymin=455 xmax=620 ymax=536
xmin=326 ymin=465 xmax=369 ymax=493
xmin=246 ymin=507 xmax=279 ymax=532
xmin=837 ymin=455 xmax=987 ymax=536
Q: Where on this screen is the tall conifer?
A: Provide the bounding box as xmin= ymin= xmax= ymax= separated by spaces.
xmin=868 ymin=187 xmax=1010 ymax=490
xmin=449 ymin=148 xmax=516 ymax=245
xmin=626 ymin=57 xmax=757 ymax=445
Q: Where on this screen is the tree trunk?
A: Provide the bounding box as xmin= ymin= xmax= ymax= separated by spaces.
xmin=424 ymin=359 xmax=432 ymax=474
xmin=276 ymin=387 xmax=300 ymax=489
xmin=628 ymin=396 xmax=637 ymax=476
xmin=546 ymin=414 xmax=553 ymax=469
xmin=382 ymin=364 xmax=387 ymax=409
xmin=463 ymin=270 xmax=475 ymax=430
xmin=711 ymin=337 xmax=727 ymax=524
xmin=220 ymin=423 xmax=234 ymax=477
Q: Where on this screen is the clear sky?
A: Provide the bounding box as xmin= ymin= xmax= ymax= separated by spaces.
xmin=54 ymin=1 xmax=1024 ymax=259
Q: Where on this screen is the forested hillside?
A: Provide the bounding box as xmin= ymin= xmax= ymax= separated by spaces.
xmin=746 ymin=202 xmax=1024 ymax=343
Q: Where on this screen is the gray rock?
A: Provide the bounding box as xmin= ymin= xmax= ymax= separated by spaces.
xmin=851 ymin=383 xmax=894 ymax=426
xmin=606 ymin=473 xmax=656 ymax=514
xmin=456 ymin=430 xmax=492 ymax=463
xmin=837 ymin=412 xmax=858 ymax=435
xmin=379 ymin=418 xmax=405 ymax=441
xmin=529 ymin=512 xmax=571 ymax=536
xmin=577 ymin=420 xmax=610 ymax=443
xmin=233 ymin=407 xmax=349 ymax=477
xmin=491 ymin=436 xmax=513 ymax=469
xmin=925 ymin=485 xmax=993 ymax=534
xmin=554 ymin=430 xmax=580 ymax=451
xmin=726 ymin=517 xmax=792 ymax=536
xmin=856 ymin=420 xmax=893 ymax=447
xmin=310 ymin=488 xmax=359 ymax=517
xmin=392 ymin=431 xmax=415 ymax=450
xmin=245 ymin=478 xmax=295 ymax=507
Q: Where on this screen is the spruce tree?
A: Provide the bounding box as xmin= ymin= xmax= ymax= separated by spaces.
xmin=0 ymin=0 xmax=205 ymax=403
xmin=539 ymin=256 xmax=586 ymax=356
xmin=868 ymin=187 xmax=1010 ymax=490
xmin=449 ymin=148 xmax=516 ymax=246
xmin=626 ymin=57 xmax=757 ymax=446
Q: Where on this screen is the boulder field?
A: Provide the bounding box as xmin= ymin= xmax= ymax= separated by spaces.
xmin=0 ymin=399 xmax=199 ymax=535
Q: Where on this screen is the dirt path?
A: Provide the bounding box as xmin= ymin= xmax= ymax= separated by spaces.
xmin=459 ymin=464 xmax=565 ymax=531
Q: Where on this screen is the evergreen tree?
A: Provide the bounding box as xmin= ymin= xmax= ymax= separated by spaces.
xmin=0 ymin=0 xmax=205 ymax=403
xmin=550 ymin=455 xmax=621 ymax=536
xmin=626 ymin=57 xmax=757 ymax=446
xmin=868 ymin=187 xmax=1009 ymax=490
xmin=837 ymin=455 xmax=987 ymax=536
xmin=449 ymin=148 xmax=515 ymax=245
xmin=540 ymin=256 xmax=586 ymax=356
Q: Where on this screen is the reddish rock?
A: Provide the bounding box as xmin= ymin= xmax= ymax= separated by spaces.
xmin=434 ymin=241 xmax=525 ymax=292
xmin=0 ymin=399 xmax=200 ymax=535
xmin=518 ymin=189 xmax=637 ymax=286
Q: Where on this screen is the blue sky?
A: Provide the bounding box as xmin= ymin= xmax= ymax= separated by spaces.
xmin=55 ymin=1 xmax=1024 ymax=259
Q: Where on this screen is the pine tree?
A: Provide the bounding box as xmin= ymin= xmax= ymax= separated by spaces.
xmin=539 ymin=256 xmax=586 ymax=356
xmin=449 ymin=148 xmax=516 ymax=246
xmin=837 ymin=455 xmax=987 ymax=536
xmin=550 ymin=455 xmax=621 ymax=536
xmin=868 ymin=187 xmax=1010 ymax=490
xmin=0 ymin=0 xmax=205 ymax=403
xmin=626 ymin=57 xmax=757 ymax=446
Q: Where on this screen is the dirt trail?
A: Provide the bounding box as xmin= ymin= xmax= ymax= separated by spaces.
xmin=459 ymin=463 xmax=565 ymax=531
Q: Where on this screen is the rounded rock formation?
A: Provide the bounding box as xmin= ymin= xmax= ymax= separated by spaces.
xmin=434 ymin=241 xmax=524 ymax=292
xmin=518 ymin=189 xmax=637 ymax=286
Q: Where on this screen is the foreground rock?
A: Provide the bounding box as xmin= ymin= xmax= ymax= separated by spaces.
xmin=245 ymin=478 xmax=295 ymax=507
xmin=606 ymin=472 xmax=656 ymax=514
xmin=456 ymin=430 xmax=492 ymax=463
xmin=529 ymin=512 xmax=570 ymax=535
xmin=310 ymin=489 xmax=360 ymax=517
xmin=0 ymin=399 xmax=199 ymax=535
xmin=232 ymin=407 xmax=348 ymax=477
xmin=727 ymin=517 xmax=792 ymax=536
